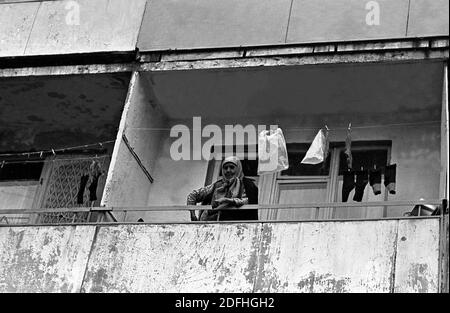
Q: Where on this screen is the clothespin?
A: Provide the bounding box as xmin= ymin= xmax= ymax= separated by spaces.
xmin=39 ymin=151 xmax=43 ymax=158
xmin=99 ymin=142 xmax=103 ymax=148
xmin=52 ymin=149 xmax=56 ymax=156
xmin=324 ymin=125 xmax=329 ymax=132
xmin=1 ymin=160 xmax=5 ymax=168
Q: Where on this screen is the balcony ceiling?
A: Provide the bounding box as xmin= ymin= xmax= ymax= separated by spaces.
xmin=0 ymin=73 xmax=131 ymax=152
xmin=146 ymin=61 xmax=444 ymax=124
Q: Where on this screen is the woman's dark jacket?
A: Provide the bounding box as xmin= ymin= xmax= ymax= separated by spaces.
xmin=200 ymin=177 xmax=258 ymax=221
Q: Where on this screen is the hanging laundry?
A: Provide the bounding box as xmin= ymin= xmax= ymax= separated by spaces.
xmin=353 ymin=169 xmax=369 ymax=202
xmin=342 ymin=170 xmax=355 ymax=202
xmin=301 ymin=128 xmax=329 ymax=165
xmin=77 ymin=174 xmax=89 ymax=204
xmin=88 ymin=172 xmax=102 ymax=202
xmin=369 ymin=168 xmax=382 ymax=195
xmin=344 ymin=125 xmax=353 ymax=170
xmin=257 ymin=128 xmax=289 ymax=175
xmin=88 ymin=160 xmax=103 ymax=202
xmin=384 ymin=164 xmax=397 ymax=194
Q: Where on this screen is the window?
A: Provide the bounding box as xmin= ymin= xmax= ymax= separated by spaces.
xmin=280 ymin=143 xmax=331 ymax=176
xmin=338 ymin=149 xmax=388 ymax=174
xmin=0 ymin=161 xmax=44 ymax=181
xmin=267 ymin=141 xmax=391 ymax=220
xmin=206 ymin=141 xmax=391 ymax=220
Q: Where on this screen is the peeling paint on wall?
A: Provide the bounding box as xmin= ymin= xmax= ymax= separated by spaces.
xmin=0 ymin=218 xmax=441 ymax=293
xmin=81 ymin=223 xmax=261 ymax=293
xmin=394 ymin=219 xmax=440 ymax=293
xmin=0 ymin=226 xmax=95 ymax=293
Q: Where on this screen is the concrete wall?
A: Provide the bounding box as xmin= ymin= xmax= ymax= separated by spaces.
xmin=138 ymin=0 xmax=449 ymax=51
xmin=0 ymin=183 xmax=37 ymax=211
xmin=0 ymin=183 xmax=37 ymax=224
xmin=0 ymin=218 xmax=440 ymax=292
xmin=0 ymin=225 xmax=96 ymax=292
xmin=1 ymin=0 xmax=448 ymax=57
xmin=101 ymin=73 xmax=168 ymax=218
xmin=0 ymin=0 xmax=147 ymax=57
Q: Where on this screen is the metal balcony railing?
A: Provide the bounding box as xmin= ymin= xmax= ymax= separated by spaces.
xmin=0 ymin=199 xmax=446 ymax=226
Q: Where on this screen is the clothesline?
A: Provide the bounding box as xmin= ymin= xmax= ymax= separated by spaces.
xmin=0 ymin=140 xmax=115 ymax=158
xmin=0 ymin=155 xmax=110 ymax=166
xmin=125 ymin=120 xmax=441 ymax=131
xmin=0 ymin=120 xmax=441 ymax=159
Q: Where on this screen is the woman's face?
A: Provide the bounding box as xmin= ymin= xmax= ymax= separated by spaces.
xmin=223 ymin=163 xmax=237 ymax=180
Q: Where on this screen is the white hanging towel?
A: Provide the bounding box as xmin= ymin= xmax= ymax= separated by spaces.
xmin=301 ymin=129 xmax=329 ymax=164
xmin=258 ymin=128 xmax=289 ymax=175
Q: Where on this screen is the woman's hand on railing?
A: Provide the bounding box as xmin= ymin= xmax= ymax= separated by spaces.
xmin=190 ymin=210 xmax=198 ymax=221
xmin=214 ymin=198 xmax=234 ymax=205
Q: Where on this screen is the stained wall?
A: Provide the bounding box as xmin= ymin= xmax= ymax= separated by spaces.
xmin=0 ymin=218 xmax=441 ymax=293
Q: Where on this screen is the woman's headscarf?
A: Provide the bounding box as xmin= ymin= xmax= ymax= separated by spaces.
xmin=217 ymin=156 xmax=244 ymax=200
xmin=222 ymin=156 xmax=244 ymax=180
xmin=201 ymin=156 xmax=245 ymax=220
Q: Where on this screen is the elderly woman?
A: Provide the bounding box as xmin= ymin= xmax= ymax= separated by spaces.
xmin=187 ymin=156 xmax=258 ymax=221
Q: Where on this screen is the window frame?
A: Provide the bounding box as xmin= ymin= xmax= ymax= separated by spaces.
xmin=205 ymin=141 xmax=392 ymax=220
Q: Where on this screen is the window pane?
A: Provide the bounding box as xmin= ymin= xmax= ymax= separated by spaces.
xmin=0 ymin=162 xmax=44 ymax=181
xmin=338 ymin=149 xmax=388 ymax=174
xmin=281 ymin=151 xmax=331 ymax=176
xmin=241 ymin=159 xmax=258 ymax=177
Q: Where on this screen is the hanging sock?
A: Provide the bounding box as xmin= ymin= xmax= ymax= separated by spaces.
xmin=301 ymin=128 xmax=329 ymax=165
xmin=369 ymin=168 xmax=382 ymax=195
xmin=344 ymin=125 xmax=352 ymax=170
xmin=87 ymin=160 xmax=103 ymax=202
xmin=342 ymin=170 xmax=355 ymax=202
xmin=353 ymin=170 xmax=369 ymax=202
xmin=384 ymin=164 xmax=397 ymax=194
xmin=77 ymin=174 xmax=89 ymax=204
xmin=88 ymin=172 xmax=102 ymax=202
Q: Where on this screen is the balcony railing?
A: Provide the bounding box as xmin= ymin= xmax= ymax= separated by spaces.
xmin=0 ymin=199 xmax=446 ymax=226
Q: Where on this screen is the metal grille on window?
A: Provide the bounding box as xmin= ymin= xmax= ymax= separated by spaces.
xmin=37 ymin=156 xmax=108 ymax=224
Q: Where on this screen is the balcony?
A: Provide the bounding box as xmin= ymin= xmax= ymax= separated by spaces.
xmin=0 ymin=200 xmax=447 ymax=293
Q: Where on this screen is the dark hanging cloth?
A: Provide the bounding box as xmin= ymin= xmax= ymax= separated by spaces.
xmin=384 ymin=164 xmax=397 ymax=194
xmin=369 ymin=168 xmax=382 ymax=195
xmin=77 ymin=175 xmax=89 ymax=204
xmin=342 ymin=170 xmax=355 ymax=202
xmin=353 ymin=170 xmax=369 ymax=202
xmin=88 ymin=173 xmax=102 ymax=202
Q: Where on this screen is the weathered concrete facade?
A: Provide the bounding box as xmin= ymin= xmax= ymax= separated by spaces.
xmin=103 ymin=58 xmax=446 ymax=223
xmin=137 ymin=0 xmax=449 ymax=51
xmin=0 ymin=0 xmax=147 ymax=57
xmin=0 ymin=0 xmax=448 ymax=294
xmin=0 ymin=218 xmax=440 ymax=293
